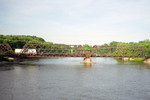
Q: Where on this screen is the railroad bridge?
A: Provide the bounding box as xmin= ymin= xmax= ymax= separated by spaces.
xmin=0 ymin=43 xmax=145 ymax=58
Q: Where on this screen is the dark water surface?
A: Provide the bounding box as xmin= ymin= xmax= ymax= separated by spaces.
xmin=0 ymin=58 xmax=150 ymax=100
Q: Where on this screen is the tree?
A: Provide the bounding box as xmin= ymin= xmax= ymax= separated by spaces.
xmin=109 ymin=41 xmax=119 ymax=46
xmin=82 ymin=44 xmax=92 ymax=50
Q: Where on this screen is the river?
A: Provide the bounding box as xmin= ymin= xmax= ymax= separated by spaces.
xmin=0 ymin=58 xmax=150 ymax=100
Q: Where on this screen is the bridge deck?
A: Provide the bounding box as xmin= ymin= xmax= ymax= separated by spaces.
xmin=24 ymin=56 xmax=145 ymax=58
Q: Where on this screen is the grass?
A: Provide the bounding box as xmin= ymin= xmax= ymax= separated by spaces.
xmin=132 ymin=58 xmax=145 ymax=61
xmin=114 ymin=58 xmax=145 ymax=62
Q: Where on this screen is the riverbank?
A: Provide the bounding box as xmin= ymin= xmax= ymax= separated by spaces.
xmin=122 ymin=58 xmax=145 ymax=61
xmin=0 ymin=56 xmax=20 ymax=64
xmin=115 ymin=57 xmax=150 ymax=65
xmin=115 ymin=58 xmax=144 ymax=61
xmin=0 ymin=55 xmax=8 ymax=62
xmin=0 ymin=56 xmax=150 ymax=65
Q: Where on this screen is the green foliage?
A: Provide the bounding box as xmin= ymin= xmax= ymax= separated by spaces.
xmin=0 ymin=34 xmax=150 ymax=57
xmin=0 ymin=35 xmax=53 ymax=50
xmin=109 ymin=41 xmax=119 ymax=46
xmin=106 ymin=39 xmax=150 ymax=57
xmin=82 ymin=44 xmax=92 ymax=50
xmin=133 ymin=58 xmax=145 ymax=61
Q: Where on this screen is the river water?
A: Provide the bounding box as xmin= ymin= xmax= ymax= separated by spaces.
xmin=0 ymin=58 xmax=150 ymax=100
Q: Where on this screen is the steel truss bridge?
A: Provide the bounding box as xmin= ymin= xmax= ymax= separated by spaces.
xmin=0 ymin=43 xmax=145 ymax=58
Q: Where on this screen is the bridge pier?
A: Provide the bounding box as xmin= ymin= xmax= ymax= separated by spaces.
xmin=83 ymin=57 xmax=92 ymax=63
xmin=144 ymin=58 xmax=150 ymax=65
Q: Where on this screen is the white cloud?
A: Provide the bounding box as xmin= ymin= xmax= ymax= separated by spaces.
xmin=0 ymin=0 xmax=150 ymax=44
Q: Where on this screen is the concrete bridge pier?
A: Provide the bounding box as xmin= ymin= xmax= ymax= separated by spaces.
xmin=83 ymin=57 xmax=92 ymax=63
xmin=144 ymin=58 xmax=150 ymax=65
xmin=83 ymin=50 xmax=93 ymax=64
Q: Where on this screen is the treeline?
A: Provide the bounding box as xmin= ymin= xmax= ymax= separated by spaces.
xmin=0 ymin=35 xmax=53 ymax=50
xmin=82 ymin=40 xmax=150 ymax=57
xmin=79 ymin=40 xmax=150 ymax=57
xmin=0 ymin=35 xmax=150 ymax=57
xmin=102 ymin=40 xmax=150 ymax=57
xmin=0 ymin=35 xmax=93 ymax=50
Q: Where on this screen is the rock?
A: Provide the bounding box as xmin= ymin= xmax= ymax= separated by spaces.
xmin=122 ymin=58 xmax=129 ymax=61
xmin=8 ymin=57 xmax=14 ymax=61
xmin=144 ymin=58 xmax=150 ymax=65
xmin=7 ymin=57 xmax=20 ymax=63
xmin=129 ymin=58 xmax=135 ymax=61
xmin=122 ymin=58 xmax=135 ymax=61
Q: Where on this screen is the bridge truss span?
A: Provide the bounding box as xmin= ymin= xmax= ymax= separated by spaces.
xmin=22 ymin=44 xmax=84 ymax=57
xmin=0 ymin=43 xmax=146 ymax=58
xmin=92 ymin=45 xmax=145 ymax=58
xmin=0 ymin=43 xmax=14 ymax=56
xmin=21 ymin=44 xmax=145 ymax=58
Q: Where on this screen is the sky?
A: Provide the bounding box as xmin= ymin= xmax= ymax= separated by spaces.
xmin=0 ymin=0 xmax=150 ymax=45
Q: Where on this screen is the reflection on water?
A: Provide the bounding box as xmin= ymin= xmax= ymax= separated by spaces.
xmin=84 ymin=63 xmax=92 ymax=68
xmin=0 ymin=64 xmax=14 ymax=71
xmin=0 ymin=58 xmax=150 ymax=100
xmin=20 ymin=57 xmax=145 ymax=65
